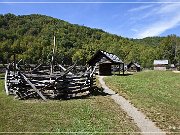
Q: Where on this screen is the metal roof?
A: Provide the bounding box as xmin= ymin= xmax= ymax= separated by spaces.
xmin=134 ymin=63 xmax=141 ymax=67
xmin=153 ymin=60 xmax=168 ymax=65
xmin=100 ymin=51 xmax=123 ymax=63
xmin=127 ymin=62 xmax=141 ymax=68
xmin=87 ymin=50 xmax=124 ymax=66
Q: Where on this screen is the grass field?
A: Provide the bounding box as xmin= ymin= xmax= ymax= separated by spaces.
xmin=0 ymin=78 xmax=140 ymax=133
xmin=105 ymin=71 xmax=180 ymax=132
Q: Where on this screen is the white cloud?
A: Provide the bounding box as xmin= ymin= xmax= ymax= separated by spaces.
xmin=132 ymin=2 xmax=180 ymax=38
xmin=157 ymin=3 xmax=180 ymax=14
xmin=131 ymin=28 xmax=138 ymax=32
xmin=137 ymin=14 xmax=180 ymax=38
xmin=128 ymin=5 xmax=154 ymax=12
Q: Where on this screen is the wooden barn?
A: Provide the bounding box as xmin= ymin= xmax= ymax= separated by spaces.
xmin=127 ymin=62 xmax=141 ymax=72
xmin=87 ymin=50 xmax=124 ymax=75
xmin=153 ymin=60 xmax=168 ymax=70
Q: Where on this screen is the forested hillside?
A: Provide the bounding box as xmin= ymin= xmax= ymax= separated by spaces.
xmin=0 ymin=13 xmax=180 ymax=68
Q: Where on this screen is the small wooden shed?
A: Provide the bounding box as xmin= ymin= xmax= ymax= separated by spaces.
xmin=153 ymin=60 xmax=168 ymax=70
xmin=170 ymin=64 xmax=176 ymax=71
xmin=127 ymin=62 xmax=141 ymax=72
xmin=87 ymin=50 xmax=124 ymax=75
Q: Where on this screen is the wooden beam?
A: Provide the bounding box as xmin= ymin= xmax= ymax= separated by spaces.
xmin=56 ymin=62 xmax=76 ymax=81
xmin=13 ymin=53 xmax=16 ymax=75
xmin=123 ymin=63 xmax=125 ymax=75
xmin=50 ymin=36 xmax=56 ymax=82
xmin=58 ymin=64 xmax=73 ymax=75
xmin=4 ymin=67 xmax=9 ymax=95
xmin=31 ymin=64 xmax=42 ymax=73
xmin=20 ymin=73 xmax=47 ymax=101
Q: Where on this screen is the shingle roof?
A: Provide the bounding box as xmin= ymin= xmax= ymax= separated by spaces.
xmin=153 ymin=60 xmax=168 ymax=65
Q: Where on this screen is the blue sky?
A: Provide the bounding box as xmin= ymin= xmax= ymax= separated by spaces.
xmin=1 ymin=0 xmax=180 ymax=38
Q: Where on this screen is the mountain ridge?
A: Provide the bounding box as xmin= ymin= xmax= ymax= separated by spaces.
xmin=0 ymin=13 xmax=179 ymax=67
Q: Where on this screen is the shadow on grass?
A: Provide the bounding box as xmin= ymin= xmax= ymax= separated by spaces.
xmin=60 ymin=86 xmax=110 ymax=100
xmin=103 ymin=73 xmax=133 ymax=76
xmin=114 ymin=73 xmax=133 ymax=76
xmin=9 ymin=86 xmax=110 ymax=102
xmin=6 ymin=77 xmax=109 ymax=101
xmin=90 ymin=86 xmax=110 ymax=96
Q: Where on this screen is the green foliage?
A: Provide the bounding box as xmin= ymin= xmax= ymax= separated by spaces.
xmin=158 ymin=35 xmax=180 ymax=64
xmin=0 ymin=14 xmax=179 ymax=67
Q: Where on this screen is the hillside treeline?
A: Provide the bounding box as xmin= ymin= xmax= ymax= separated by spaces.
xmin=0 ymin=13 xmax=180 ymax=68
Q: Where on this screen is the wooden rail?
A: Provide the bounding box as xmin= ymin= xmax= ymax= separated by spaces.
xmin=4 ymin=63 xmax=96 ymax=100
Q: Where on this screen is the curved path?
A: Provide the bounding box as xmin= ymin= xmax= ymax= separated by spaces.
xmin=98 ymin=76 xmax=166 ymax=135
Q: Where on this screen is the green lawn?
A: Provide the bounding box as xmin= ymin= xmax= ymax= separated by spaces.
xmin=0 ymin=78 xmax=140 ymax=133
xmin=105 ymin=71 xmax=180 ymax=132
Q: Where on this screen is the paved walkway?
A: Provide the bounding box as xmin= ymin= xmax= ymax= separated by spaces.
xmin=98 ymin=76 xmax=166 ymax=135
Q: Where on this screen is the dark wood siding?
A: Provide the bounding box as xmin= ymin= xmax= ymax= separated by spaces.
xmin=99 ymin=63 xmax=111 ymax=75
